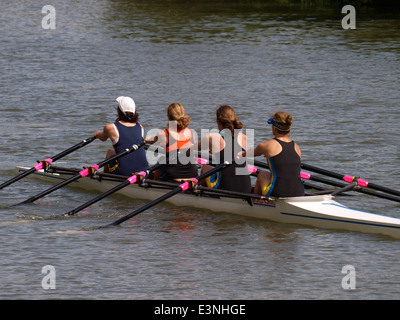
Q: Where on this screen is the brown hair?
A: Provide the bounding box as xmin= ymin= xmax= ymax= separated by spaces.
xmin=116 ymin=109 xmax=139 ymax=123
xmin=271 ymin=110 xmax=292 ymax=133
xmin=167 ymin=103 xmax=191 ymax=130
xmin=216 ymin=105 xmax=243 ymax=135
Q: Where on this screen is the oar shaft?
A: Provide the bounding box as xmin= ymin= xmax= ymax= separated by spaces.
xmin=64 ymin=179 xmax=131 ymax=216
xmin=143 ymin=178 xmax=268 ymax=201
xmin=0 ymin=136 xmax=96 ymax=190
xmin=367 ymin=182 xmax=400 ymax=197
xmin=50 ymin=136 xmax=97 ymax=162
xmin=100 ymin=161 xmax=230 ymax=228
xmin=102 ymin=187 xmax=182 ymax=228
xmin=96 ymin=141 xmax=146 ymax=168
xmin=63 ymin=162 xmax=162 ymax=216
xmin=252 ymin=158 xmax=400 ymax=200
xmin=13 ymin=141 xmax=146 ymax=206
xmin=0 ymin=167 xmax=36 ymax=190
xmin=301 ymin=163 xmax=400 ymax=197
xmin=301 ymin=171 xmax=400 ymax=202
xmin=17 ymin=174 xmax=83 ymax=205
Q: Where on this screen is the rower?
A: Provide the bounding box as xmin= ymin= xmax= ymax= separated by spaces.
xmin=94 ymin=96 xmax=150 ymax=176
xmin=146 ymin=103 xmax=198 ymax=182
xmin=241 ymin=111 xmax=304 ymax=197
xmin=195 ymin=105 xmax=251 ymax=193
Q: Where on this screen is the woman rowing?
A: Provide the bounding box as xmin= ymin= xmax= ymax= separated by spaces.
xmin=196 ymin=105 xmax=251 ymax=193
xmin=241 ymin=111 xmax=304 ymax=197
xmin=94 ymin=96 xmax=149 ymax=176
xmin=146 ymin=103 xmax=198 ymax=182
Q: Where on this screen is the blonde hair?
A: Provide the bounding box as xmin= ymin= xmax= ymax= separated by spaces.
xmin=167 ymin=103 xmax=191 ymax=130
xmin=272 ymin=111 xmax=292 ymax=133
xmin=216 ymin=105 xmax=243 ymax=135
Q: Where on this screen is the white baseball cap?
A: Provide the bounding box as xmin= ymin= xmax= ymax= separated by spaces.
xmin=116 ymin=96 xmax=136 ymax=114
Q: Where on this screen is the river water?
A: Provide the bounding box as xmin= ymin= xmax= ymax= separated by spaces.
xmin=0 ymin=1 xmax=399 ymax=301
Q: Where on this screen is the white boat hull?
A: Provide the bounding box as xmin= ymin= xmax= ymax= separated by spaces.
xmin=16 ymin=166 xmax=400 ymax=239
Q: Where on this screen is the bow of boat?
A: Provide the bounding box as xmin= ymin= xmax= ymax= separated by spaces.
xmin=278 ymin=195 xmax=400 ymax=239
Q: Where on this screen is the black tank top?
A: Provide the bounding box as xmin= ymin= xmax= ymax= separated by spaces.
xmin=265 ymin=138 xmax=304 ymax=197
xmin=213 ymin=131 xmax=251 ymax=193
xmin=110 ymin=122 xmax=149 ymax=176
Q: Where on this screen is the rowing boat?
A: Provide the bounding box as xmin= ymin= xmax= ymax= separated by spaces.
xmin=16 ymin=165 xmax=400 ymax=239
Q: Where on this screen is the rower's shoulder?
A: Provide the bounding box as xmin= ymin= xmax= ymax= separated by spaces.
xmin=259 ymin=139 xmax=278 ymax=148
xmin=255 ymin=139 xmax=282 ymax=157
xmin=103 ymin=123 xmax=115 ymax=132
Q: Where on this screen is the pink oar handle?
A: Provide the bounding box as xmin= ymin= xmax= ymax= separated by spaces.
xmin=180 ymin=178 xmax=198 ymax=191
xmin=127 ymin=171 xmax=146 ymax=184
xmin=301 ymin=170 xmax=370 ymax=188
xmin=79 ymin=164 xmax=99 ymax=177
xmin=301 ymin=172 xmax=311 ymax=180
xmin=197 ymin=157 xmax=209 ymax=165
xmin=33 ymin=158 xmax=53 ymax=171
xmin=247 ymin=165 xmax=258 ymax=174
xmin=344 ymin=175 xmax=369 ymax=187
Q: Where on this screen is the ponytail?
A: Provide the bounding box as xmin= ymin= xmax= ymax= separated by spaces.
xmin=167 ymin=103 xmax=191 ymax=130
xmin=216 ymin=105 xmax=243 ymax=135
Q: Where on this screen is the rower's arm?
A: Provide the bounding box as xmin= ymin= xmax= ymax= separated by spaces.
xmin=145 ymin=130 xmax=167 ymax=147
xmin=241 ymin=143 xmax=264 ymax=158
xmin=94 ymin=124 xmax=115 ymax=142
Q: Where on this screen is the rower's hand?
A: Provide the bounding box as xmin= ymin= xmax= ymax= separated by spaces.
xmin=236 ymin=150 xmax=245 ymax=160
xmin=94 ymin=130 xmax=102 ymax=139
xmin=145 ymin=136 xmax=157 ymax=144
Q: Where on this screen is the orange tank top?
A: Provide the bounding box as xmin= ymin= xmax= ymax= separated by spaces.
xmin=164 ymin=128 xmax=194 ymax=153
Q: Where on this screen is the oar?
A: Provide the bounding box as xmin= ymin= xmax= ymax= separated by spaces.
xmin=0 ymin=136 xmax=96 ymax=190
xmin=243 ymin=157 xmax=400 ymax=202
xmin=99 ymin=161 xmax=231 ymax=228
xmin=12 ymin=141 xmax=146 ymax=206
xmin=301 ymin=163 xmax=400 ymax=198
xmin=300 ymin=171 xmax=400 ymax=203
xmin=140 ymin=178 xmax=270 ymax=202
xmin=62 ymin=145 xmax=208 ymax=216
xmin=62 ymin=168 xmax=157 ymax=217
xmin=62 ymin=150 xmax=201 ymax=216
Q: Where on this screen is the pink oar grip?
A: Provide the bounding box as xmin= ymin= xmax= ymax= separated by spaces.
xmin=79 ymin=164 xmax=99 ymax=177
xmin=127 ymin=171 xmax=146 ymax=184
xmin=301 ymin=172 xmax=311 ymax=180
xmin=247 ymin=165 xmax=257 ymax=174
xmin=180 ymin=178 xmax=198 ymax=191
xmin=344 ymin=175 xmax=369 ymax=187
xmin=344 ymin=175 xmax=354 ymax=183
xmin=127 ymin=176 xmax=137 ymax=184
xmin=197 ymin=158 xmax=209 ymax=165
xmin=33 ymin=158 xmax=53 ymax=171
xmin=357 ymin=178 xmax=369 ymax=187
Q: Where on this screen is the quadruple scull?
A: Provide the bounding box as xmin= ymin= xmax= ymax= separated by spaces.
xmin=15 ymin=165 xmax=400 ymax=239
